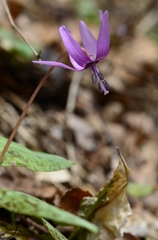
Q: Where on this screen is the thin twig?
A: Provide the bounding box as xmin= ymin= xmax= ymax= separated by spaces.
xmin=26 ymin=217 xmax=48 ymax=234
xmin=2 ymin=0 xmax=40 ymax=59
xmin=0 ymin=52 xmax=67 ymax=164
xmin=65 ymin=71 xmax=83 ymax=161
xmin=6 ymin=225 xmax=19 ymax=240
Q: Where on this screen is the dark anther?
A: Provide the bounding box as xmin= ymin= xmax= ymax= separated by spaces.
xmin=98 ymin=72 xmax=104 ymax=80
xmin=92 ymin=74 xmax=97 ymax=84
xmin=102 ymin=79 xmax=110 ymax=91
xmin=98 ymin=79 xmax=110 ymax=94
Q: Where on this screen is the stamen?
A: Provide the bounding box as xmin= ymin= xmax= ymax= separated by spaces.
xmin=90 ymin=65 xmax=109 ymax=95
xmin=98 ymin=80 xmax=109 ymax=95
xmin=102 ymin=79 xmax=109 ymax=91
xmin=92 ymin=74 xmax=97 ymax=84
xmin=98 ymin=72 xmax=104 ymax=80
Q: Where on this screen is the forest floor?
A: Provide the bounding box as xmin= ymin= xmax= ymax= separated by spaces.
xmin=0 ymin=0 xmax=158 ymax=239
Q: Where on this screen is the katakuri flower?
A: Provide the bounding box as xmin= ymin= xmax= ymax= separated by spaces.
xmin=33 ymin=10 xmax=110 ymax=95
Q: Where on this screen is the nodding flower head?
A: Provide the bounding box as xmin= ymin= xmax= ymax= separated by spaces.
xmin=33 ymin=10 xmax=110 ymax=95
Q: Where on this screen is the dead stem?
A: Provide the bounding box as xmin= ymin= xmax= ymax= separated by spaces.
xmin=0 ymin=51 xmax=68 ymax=164
xmin=2 ymin=0 xmax=40 ymax=59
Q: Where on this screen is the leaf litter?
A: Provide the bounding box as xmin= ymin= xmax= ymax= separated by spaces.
xmin=0 ymin=0 xmax=158 ymax=239
xmin=75 ymin=150 xmax=132 ymax=240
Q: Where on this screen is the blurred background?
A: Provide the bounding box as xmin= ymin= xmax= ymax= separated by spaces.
xmin=0 ymin=0 xmax=158 ymax=238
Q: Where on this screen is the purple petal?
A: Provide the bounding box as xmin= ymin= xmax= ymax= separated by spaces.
xmin=69 ymin=56 xmax=85 ymax=70
xmin=96 ymin=11 xmax=110 ymax=61
xmin=79 ymin=21 xmax=97 ymax=60
xmin=99 ymin=10 xmax=104 ymax=21
xmin=32 ymin=60 xmax=82 ymax=71
xmin=59 ymin=26 xmax=91 ymax=67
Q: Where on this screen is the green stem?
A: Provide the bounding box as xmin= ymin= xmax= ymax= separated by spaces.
xmin=0 ymin=52 xmax=67 ymax=164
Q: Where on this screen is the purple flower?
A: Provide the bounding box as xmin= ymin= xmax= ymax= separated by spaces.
xmin=33 ymin=10 xmax=110 ymax=95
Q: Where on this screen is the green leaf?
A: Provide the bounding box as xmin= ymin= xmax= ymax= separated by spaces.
xmin=147 ymin=28 xmax=158 ymax=44
xmin=76 ymin=0 xmax=99 ymax=23
xmin=127 ymin=182 xmax=153 ymax=198
xmin=0 ymin=136 xmax=74 ymax=172
xmin=0 ymin=188 xmax=98 ymax=233
xmin=42 ymin=218 xmax=68 ymax=240
xmin=0 ymin=28 xmax=39 ymax=59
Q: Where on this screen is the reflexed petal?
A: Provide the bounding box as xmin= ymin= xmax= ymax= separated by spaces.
xmin=59 ymin=26 xmax=91 ymax=67
xmin=79 ymin=21 xmax=97 ymax=60
xmin=96 ymin=11 xmax=110 ymax=61
xmin=32 ymin=60 xmax=80 ymax=71
xmin=69 ymin=56 xmax=85 ymax=70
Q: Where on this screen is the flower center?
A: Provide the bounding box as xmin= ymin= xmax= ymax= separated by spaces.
xmin=81 ymin=47 xmax=95 ymax=61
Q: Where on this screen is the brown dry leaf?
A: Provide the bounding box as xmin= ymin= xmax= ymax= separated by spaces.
xmin=122 ymin=209 xmax=158 ymax=239
xmin=60 ymin=188 xmax=92 ymax=214
xmin=123 ymin=112 xmax=155 ymax=135
xmin=115 ymin=232 xmax=140 ymax=240
xmin=112 ymin=35 xmax=158 ymax=85
xmin=79 ymin=151 xmax=131 ymax=240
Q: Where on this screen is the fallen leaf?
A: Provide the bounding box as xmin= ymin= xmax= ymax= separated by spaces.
xmin=60 ymin=188 xmax=92 ymax=214
xmin=122 ymin=209 xmax=158 ymax=239
xmin=115 ymin=232 xmax=140 ymax=240
xmin=77 ymin=150 xmax=131 ymax=240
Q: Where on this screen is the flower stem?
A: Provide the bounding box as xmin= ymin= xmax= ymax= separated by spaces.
xmin=0 ymin=51 xmax=68 ymax=164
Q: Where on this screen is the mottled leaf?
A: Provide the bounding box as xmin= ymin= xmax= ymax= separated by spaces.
xmin=0 ymin=188 xmax=98 ymax=233
xmin=42 ymin=218 xmax=68 ymax=240
xmin=0 ymin=136 xmax=74 ymax=171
